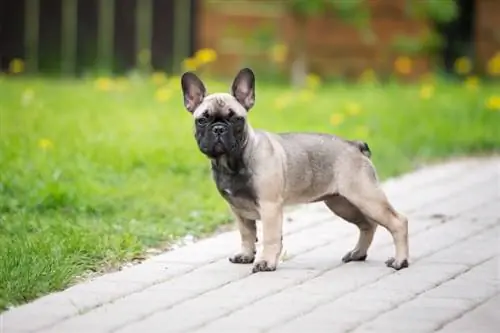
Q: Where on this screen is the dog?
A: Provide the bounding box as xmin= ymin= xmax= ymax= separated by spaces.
xmin=180 ymin=68 xmax=409 ymax=273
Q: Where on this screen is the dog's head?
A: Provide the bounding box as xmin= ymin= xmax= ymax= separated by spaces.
xmin=181 ymin=68 xmax=255 ymax=159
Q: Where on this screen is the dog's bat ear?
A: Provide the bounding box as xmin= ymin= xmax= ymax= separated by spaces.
xmin=231 ymin=68 xmax=255 ymax=111
xmin=181 ymin=72 xmax=206 ymax=113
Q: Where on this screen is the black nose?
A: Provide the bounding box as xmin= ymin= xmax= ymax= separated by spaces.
xmin=212 ymin=125 xmax=227 ymax=135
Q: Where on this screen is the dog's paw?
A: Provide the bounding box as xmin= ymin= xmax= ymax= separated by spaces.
xmin=341 ymin=250 xmax=368 ymax=263
xmin=229 ymin=253 xmax=255 ymax=264
xmin=385 ymin=257 xmax=409 ymax=270
xmin=252 ymin=260 xmax=277 ymax=273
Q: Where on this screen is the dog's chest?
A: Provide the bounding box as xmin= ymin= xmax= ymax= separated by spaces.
xmin=211 ymin=167 xmax=259 ymax=219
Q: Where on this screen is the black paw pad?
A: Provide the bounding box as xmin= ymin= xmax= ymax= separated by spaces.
xmin=342 ymin=251 xmax=368 ymax=263
xmin=385 ymin=257 xmax=409 ymax=270
xmin=251 ymin=260 xmax=276 ymax=273
xmin=229 ymin=254 xmax=255 ymax=264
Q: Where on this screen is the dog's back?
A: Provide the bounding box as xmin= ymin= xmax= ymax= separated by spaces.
xmin=251 ymin=131 xmax=373 ymax=205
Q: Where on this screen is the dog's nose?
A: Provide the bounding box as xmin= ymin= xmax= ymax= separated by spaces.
xmin=212 ymin=125 xmax=227 ymax=135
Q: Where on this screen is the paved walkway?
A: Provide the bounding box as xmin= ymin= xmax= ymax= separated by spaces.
xmin=2 ymin=157 xmax=499 ymax=333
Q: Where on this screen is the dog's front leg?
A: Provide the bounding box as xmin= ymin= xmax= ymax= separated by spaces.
xmin=252 ymin=202 xmax=283 ymax=273
xmin=229 ymin=210 xmax=257 ymax=264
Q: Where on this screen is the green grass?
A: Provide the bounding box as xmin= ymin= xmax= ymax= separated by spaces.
xmin=0 ymin=74 xmax=499 ymax=311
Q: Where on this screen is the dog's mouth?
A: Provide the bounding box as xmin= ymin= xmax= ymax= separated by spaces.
xmin=213 ymin=140 xmax=225 ymax=154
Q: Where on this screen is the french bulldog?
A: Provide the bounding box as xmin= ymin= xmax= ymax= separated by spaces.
xmin=180 ymin=68 xmax=409 ymax=273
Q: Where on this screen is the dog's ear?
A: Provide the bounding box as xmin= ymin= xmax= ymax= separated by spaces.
xmin=181 ymin=72 xmax=206 ymax=113
xmin=231 ymin=68 xmax=255 ymax=111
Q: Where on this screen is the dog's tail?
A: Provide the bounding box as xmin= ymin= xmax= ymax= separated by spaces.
xmin=349 ymin=140 xmax=372 ymax=158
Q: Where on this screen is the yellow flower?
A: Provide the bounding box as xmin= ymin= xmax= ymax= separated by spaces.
xmin=486 ymin=52 xmax=500 ymax=76
xmin=394 ymin=56 xmax=412 ymax=75
xmin=94 ymin=77 xmax=113 ymax=91
xmin=464 ymin=76 xmax=479 ymax=91
xmin=358 ymin=69 xmax=377 ymax=84
xmin=329 ymin=113 xmax=344 ymax=126
xmin=306 ymin=73 xmax=321 ymax=90
xmin=182 ymin=57 xmax=199 ymax=72
xmin=38 ymin=138 xmax=53 ymax=150
xmin=487 ymin=52 xmax=500 ymax=76
xmin=454 ymin=56 xmax=472 ymax=75
xmin=151 ymin=71 xmax=167 ymax=85
xmin=346 ymin=102 xmax=361 ymax=116
xmin=485 ymin=96 xmax=500 ymax=111
xmin=270 ymin=43 xmax=288 ymax=64
xmin=354 ymin=125 xmax=370 ymax=139
xmin=195 ymin=48 xmax=217 ymax=64
xmin=9 ymin=58 xmax=25 ymax=74
xmin=155 ymin=87 xmax=171 ymax=102
xmin=419 ymin=84 xmax=434 ymax=100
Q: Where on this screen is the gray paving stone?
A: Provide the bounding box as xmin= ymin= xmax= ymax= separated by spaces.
xmin=351 ymin=257 xmax=500 ymax=333
xmin=114 ymin=269 xmax=320 ymax=333
xmin=266 ymin=224 xmax=499 ymax=333
xmin=391 ymin=161 xmax=499 ymax=214
xmin=1 ymin=157 xmax=499 ymax=333
xmin=436 ymin=293 xmax=500 ymax=333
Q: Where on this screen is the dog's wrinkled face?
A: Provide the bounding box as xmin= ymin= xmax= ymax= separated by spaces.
xmin=181 ymin=68 xmax=256 ymax=159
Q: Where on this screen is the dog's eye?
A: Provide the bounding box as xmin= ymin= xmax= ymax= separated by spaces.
xmin=196 ymin=117 xmax=209 ymax=126
xmin=227 ymin=108 xmax=235 ymax=117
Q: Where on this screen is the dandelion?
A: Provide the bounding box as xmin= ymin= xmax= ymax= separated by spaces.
xmin=329 ymin=113 xmax=344 ymax=126
xmin=9 ymin=58 xmax=25 ymax=74
xmin=485 ymin=96 xmax=500 ymax=111
xmin=38 ymin=138 xmax=53 ymax=150
xmin=486 ymin=52 xmax=500 ymax=76
xmin=155 ymin=87 xmax=171 ymax=102
xmin=151 ymin=71 xmax=167 ymax=85
xmin=195 ymin=48 xmax=217 ymax=64
xmin=346 ymin=102 xmax=361 ymax=116
xmin=464 ymin=76 xmax=479 ymax=91
xmin=358 ymin=68 xmax=377 ymax=84
xmin=94 ymin=77 xmax=113 ymax=91
xmin=182 ymin=57 xmax=199 ymax=72
xmin=306 ymin=73 xmax=321 ymax=90
xmin=394 ymin=56 xmax=412 ymax=75
xmin=270 ymin=43 xmax=288 ymax=64
xmin=419 ymin=84 xmax=435 ymax=100
xmin=454 ymin=56 xmax=472 ymax=75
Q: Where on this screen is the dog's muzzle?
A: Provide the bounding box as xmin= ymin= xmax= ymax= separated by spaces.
xmin=212 ymin=124 xmax=227 ymax=136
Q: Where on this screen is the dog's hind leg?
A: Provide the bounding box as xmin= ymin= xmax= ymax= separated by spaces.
xmin=324 ymin=195 xmax=377 ymax=263
xmin=340 ymin=175 xmax=409 ymax=270
xmin=339 ymin=159 xmax=409 ymax=270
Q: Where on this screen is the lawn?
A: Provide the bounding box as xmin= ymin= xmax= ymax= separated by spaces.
xmin=0 ymin=73 xmax=499 ymax=311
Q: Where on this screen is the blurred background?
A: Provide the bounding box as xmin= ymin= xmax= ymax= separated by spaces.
xmin=1 ymin=0 xmax=499 ymax=311
xmin=0 ymin=0 xmax=499 ymax=82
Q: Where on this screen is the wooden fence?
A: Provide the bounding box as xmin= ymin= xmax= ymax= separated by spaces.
xmin=0 ymin=0 xmax=197 ymax=75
